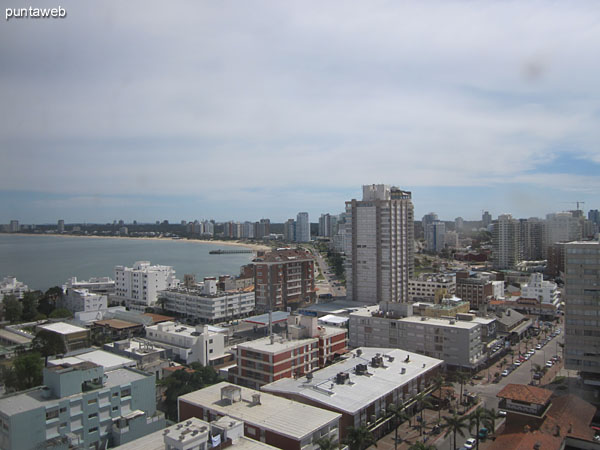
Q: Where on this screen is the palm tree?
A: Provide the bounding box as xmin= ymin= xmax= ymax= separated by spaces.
xmin=387 ymin=402 xmax=409 ymax=450
xmin=507 ymin=349 xmax=515 ymax=364
xmin=454 ymin=371 xmax=470 ymax=411
xmin=316 ymin=436 xmax=339 ymax=450
xmin=468 ymin=407 xmax=493 ymax=450
xmin=441 ymin=413 xmax=469 ymax=450
xmin=414 ymin=391 xmax=435 ymax=435
xmin=344 ymin=425 xmax=377 ymax=450
xmin=487 ymin=408 xmax=499 ymax=436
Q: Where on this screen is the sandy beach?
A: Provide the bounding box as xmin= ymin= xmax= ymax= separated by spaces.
xmin=6 ymin=233 xmax=272 ymax=252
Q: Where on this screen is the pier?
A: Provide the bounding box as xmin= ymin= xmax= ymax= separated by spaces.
xmin=209 ymin=249 xmax=254 ymax=255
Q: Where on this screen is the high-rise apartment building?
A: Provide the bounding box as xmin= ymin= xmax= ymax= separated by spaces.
xmin=283 ymin=218 xmax=295 ymax=242
xmin=519 ymin=217 xmax=545 ymax=261
xmin=296 ymin=212 xmax=310 ymax=242
xmin=564 ymin=240 xmax=600 ymax=382
xmin=544 ymin=212 xmax=581 ymax=256
xmin=344 ymin=184 xmax=414 ymax=303
xmin=57 ymin=219 xmax=65 ymax=233
xmin=589 ymin=209 xmax=600 ymax=226
xmin=253 ymin=249 xmax=315 ymax=312
xmin=482 ymin=211 xmax=492 ymax=228
xmin=9 ymin=220 xmax=19 ymax=233
xmin=421 ymin=212 xmax=438 ymax=229
xmin=492 ymin=214 xmax=521 ymax=270
xmin=254 ymin=219 xmax=271 ymax=239
xmin=318 ymin=213 xmax=331 ymax=237
xmin=114 ymin=261 xmax=179 ymax=312
xmin=426 ymin=221 xmax=446 ymax=253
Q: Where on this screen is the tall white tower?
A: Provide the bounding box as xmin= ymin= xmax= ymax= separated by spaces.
xmin=344 ymin=184 xmax=414 ymax=303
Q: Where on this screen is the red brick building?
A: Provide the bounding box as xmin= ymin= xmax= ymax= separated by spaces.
xmin=253 ymin=249 xmax=315 ymax=312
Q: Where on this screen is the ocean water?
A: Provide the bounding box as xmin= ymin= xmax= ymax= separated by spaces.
xmin=0 ymin=234 xmax=255 ymax=291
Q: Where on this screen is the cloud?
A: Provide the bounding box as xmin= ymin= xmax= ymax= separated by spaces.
xmin=1 ymin=0 xmax=599 ymax=220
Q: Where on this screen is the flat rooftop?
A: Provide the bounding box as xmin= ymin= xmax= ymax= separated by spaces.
xmin=94 ymin=319 xmax=141 ymax=329
xmin=243 ymin=311 xmax=289 ymax=325
xmin=179 ymin=382 xmax=340 ymax=441
xmin=38 ymin=322 xmax=88 ymax=335
xmin=236 ymin=335 xmax=317 ymax=353
xmin=0 ymin=367 xmax=148 ymax=415
xmin=0 ymin=328 xmax=33 ymax=345
xmin=49 ymin=349 xmax=136 ymax=371
xmin=262 ymin=348 xmax=443 ymax=415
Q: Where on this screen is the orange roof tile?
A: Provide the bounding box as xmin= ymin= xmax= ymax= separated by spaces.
xmin=497 ymin=384 xmax=553 ymax=405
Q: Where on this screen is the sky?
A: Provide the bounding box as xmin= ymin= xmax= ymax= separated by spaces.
xmin=1 ymin=1 xmax=599 ymax=224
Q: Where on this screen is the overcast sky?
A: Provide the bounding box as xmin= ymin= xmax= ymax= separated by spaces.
xmin=1 ymin=1 xmax=599 ymax=224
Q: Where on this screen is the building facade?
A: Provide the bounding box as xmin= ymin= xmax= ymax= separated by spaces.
xmin=0 ymin=276 xmax=29 ymax=299
xmin=296 ymin=212 xmax=310 ymax=242
xmin=425 ymin=221 xmax=446 ymax=253
xmin=114 ymin=261 xmax=180 ymax=312
xmin=492 ymin=214 xmax=521 ymax=270
xmin=0 ymin=363 xmax=164 ymax=450
xmin=344 ymin=184 xmax=414 ymax=304
xmin=253 ymin=249 xmax=315 ymax=312
xmin=408 ymin=274 xmax=456 ymax=302
xmin=60 ymin=288 xmax=108 ymax=314
xmin=564 ymin=241 xmax=600 ymax=381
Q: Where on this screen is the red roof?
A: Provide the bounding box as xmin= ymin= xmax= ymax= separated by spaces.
xmin=497 ymin=384 xmax=553 ymax=405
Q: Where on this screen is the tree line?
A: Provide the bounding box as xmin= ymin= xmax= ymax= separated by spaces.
xmin=1 ymin=287 xmax=71 ymax=323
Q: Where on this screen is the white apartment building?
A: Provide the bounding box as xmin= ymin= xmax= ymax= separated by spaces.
xmin=158 ymin=281 xmax=255 ymax=323
xmin=344 ymin=184 xmax=414 ymax=304
xmin=544 ymin=212 xmax=582 ymax=255
xmin=296 ymin=212 xmax=310 ymax=242
xmin=0 ymin=276 xmax=29 ymax=299
xmin=349 ymin=307 xmax=486 ymax=370
xmin=114 ymin=261 xmax=179 ymax=312
xmin=492 ymin=214 xmax=521 ymax=270
xmin=444 ymin=230 xmax=459 ymax=248
xmin=64 ymin=276 xmax=115 ymax=295
xmin=61 ymin=288 xmax=108 ymax=314
xmin=408 ymin=273 xmax=456 ymax=302
xmin=145 ymin=322 xmax=225 ymax=366
xmin=520 ymin=273 xmax=560 ymax=307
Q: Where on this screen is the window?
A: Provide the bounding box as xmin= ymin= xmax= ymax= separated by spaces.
xmin=88 ymin=413 xmax=97 ymax=419
xmin=59 ymin=407 xmax=67 ymax=413
xmin=88 ymin=427 xmax=98 ymax=433
xmin=87 ymin=398 xmax=97 ymax=405
xmin=112 ymin=392 xmax=119 ymax=397
xmin=46 ymin=410 xmax=59 ymax=421
xmin=112 ymin=406 xmax=118 ymax=411
xmin=121 ymin=388 xmax=131 ymax=397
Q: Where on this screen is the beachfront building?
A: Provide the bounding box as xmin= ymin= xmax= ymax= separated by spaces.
xmin=0 ymin=362 xmax=164 ymax=450
xmin=114 ymin=261 xmax=180 ymax=312
xmin=344 ymin=184 xmax=414 ymax=304
xmin=262 ymin=348 xmax=443 ymax=440
xmin=63 ymin=276 xmax=115 ymax=296
xmin=179 ymin=383 xmax=341 ymax=450
xmin=144 ymin=321 xmax=227 ymax=366
xmin=0 ymin=276 xmax=29 ymax=299
xmin=158 ymin=277 xmax=255 ymax=323
xmin=253 ymin=248 xmax=315 ymax=312
xmin=60 ymin=288 xmax=107 ymax=314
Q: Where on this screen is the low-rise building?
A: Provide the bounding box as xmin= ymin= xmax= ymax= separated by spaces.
xmin=178 ymin=382 xmax=341 ymax=450
xmin=114 ymin=416 xmax=278 ymax=450
xmin=63 ymin=277 xmax=115 ymax=296
xmin=158 ymin=278 xmax=255 ymax=323
xmin=0 ymin=362 xmax=164 ymax=450
xmin=145 ymin=321 xmax=227 ymax=366
xmin=262 ymin=348 xmax=444 ymax=440
xmin=104 ymin=339 xmax=170 ymax=380
xmin=0 ymin=276 xmax=29 ymax=299
xmin=37 ymin=322 xmax=90 ymax=352
xmin=455 ymin=271 xmax=496 ymax=309
xmin=408 ymin=273 xmax=456 ymax=302
xmin=92 ymin=319 xmax=145 ymax=340
xmin=60 ymin=288 xmax=107 ymax=314
xmin=349 ymin=305 xmax=486 ymax=370
xmin=520 ymin=273 xmax=560 ymax=307
xmin=48 ymin=349 xmax=137 ymax=372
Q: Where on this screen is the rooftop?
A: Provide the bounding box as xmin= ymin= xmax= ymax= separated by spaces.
xmin=262 ymin=348 xmax=444 ymax=415
xmin=0 ymin=367 xmax=148 ymax=415
xmin=49 ymin=349 xmax=136 ymax=371
xmin=179 ymin=382 xmax=340 ymax=441
xmin=497 ymin=384 xmax=553 ymax=405
xmin=94 ymin=318 xmax=141 ymax=329
xmin=243 ymin=311 xmax=289 ymax=326
xmin=253 ymin=248 xmax=314 ymax=263
xmin=37 ymin=322 xmax=88 ymax=335
xmin=236 ymin=335 xmax=317 ymax=353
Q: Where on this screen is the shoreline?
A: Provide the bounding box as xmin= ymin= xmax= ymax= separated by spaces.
xmin=2 ymin=233 xmax=272 ymax=252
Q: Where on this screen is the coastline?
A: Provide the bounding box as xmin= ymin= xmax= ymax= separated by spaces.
xmin=3 ymin=233 xmax=272 ymax=252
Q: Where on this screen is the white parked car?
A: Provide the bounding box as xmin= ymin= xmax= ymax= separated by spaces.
xmin=464 ymin=437 xmax=477 ymax=449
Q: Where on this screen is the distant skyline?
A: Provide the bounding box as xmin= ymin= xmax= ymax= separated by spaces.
xmin=1 ymin=1 xmax=599 ymax=224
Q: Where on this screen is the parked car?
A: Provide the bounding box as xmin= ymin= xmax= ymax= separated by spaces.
xmin=546 ymin=361 xmax=554 ymax=367
xmin=479 ymin=427 xmax=489 ymax=440
xmin=501 ymin=369 xmax=510 ymax=377
xmin=536 ymin=344 xmax=542 ymax=350
xmin=513 ymin=361 xmax=521 ymax=367
xmin=464 ymin=438 xmax=477 ymax=449
xmin=533 ymin=372 xmax=542 ymax=380
xmin=498 ymin=410 xmax=507 ymax=417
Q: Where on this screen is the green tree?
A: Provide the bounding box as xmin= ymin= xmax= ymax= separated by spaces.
xmin=159 ymin=365 xmax=219 ymax=420
xmin=49 ymin=308 xmax=73 ymax=319
xmin=33 ymin=329 xmax=67 ymax=366
xmin=441 ymin=413 xmax=468 ymax=450
xmin=21 ymin=291 xmax=41 ymax=321
xmin=316 ymin=436 xmax=339 ymax=450
xmin=387 ymin=402 xmax=409 ymax=450
xmin=37 ymin=286 xmax=62 ymax=317
xmin=432 ymin=373 xmax=447 ymax=422
xmin=2 ymin=352 xmax=43 ymax=391
xmin=454 ymin=371 xmax=470 ymax=411
xmin=2 ymin=294 xmax=22 ymax=322
xmin=468 ymin=407 xmax=493 ymax=450
xmin=414 ymin=391 xmax=434 ymax=435
xmin=344 ymin=425 xmax=377 ymax=450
